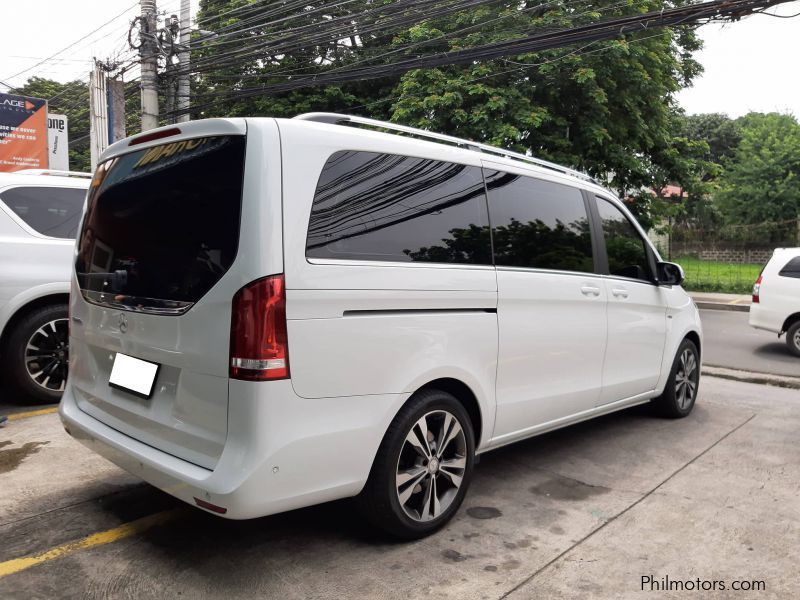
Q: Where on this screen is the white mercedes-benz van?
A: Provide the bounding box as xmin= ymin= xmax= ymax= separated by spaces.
xmin=60 ymin=114 xmax=702 ymax=538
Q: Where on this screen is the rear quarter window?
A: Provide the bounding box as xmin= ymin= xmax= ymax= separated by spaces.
xmin=306 ymin=151 xmax=492 ymax=265
xmin=778 ymin=256 xmax=800 ymax=279
xmin=0 ymin=185 xmax=86 ymax=238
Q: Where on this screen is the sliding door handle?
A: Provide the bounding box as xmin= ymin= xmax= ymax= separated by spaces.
xmin=580 ymin=285 xmax=601 ymax=297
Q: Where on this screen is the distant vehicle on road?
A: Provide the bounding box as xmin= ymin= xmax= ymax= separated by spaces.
xmin=60 ymin=114 xmax=702 ymax=539
xmin=0 ymin=169 xmax=90 ymax=402
xmin=750 ymin=247 xmax=800 ymax=357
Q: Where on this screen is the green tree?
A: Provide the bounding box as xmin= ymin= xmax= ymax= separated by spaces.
xmin=679 ymin=112 xmax=741 ymax=166
xmin=191 ymin=1 xmax=706 ymax=220
xmin=716 ymin=112 xmax=800 ymax=242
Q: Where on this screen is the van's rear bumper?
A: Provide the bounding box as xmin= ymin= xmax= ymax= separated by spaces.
xmin=60 ymin=379 xmax=406 ymax=519
xmin=748 ymin=304 xmax=782 ymax=334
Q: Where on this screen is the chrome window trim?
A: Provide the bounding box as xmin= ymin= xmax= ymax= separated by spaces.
xmin=79 ymin=290 xmax=194 ymax=315
xmin=495 ymin=265 xmax=601 ymax=278
xmin=305 ymin=257 xmax=496 ymax=271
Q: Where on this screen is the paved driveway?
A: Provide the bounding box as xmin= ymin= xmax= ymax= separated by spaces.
xmin=1 ymin=376 xmax=797 ymax=598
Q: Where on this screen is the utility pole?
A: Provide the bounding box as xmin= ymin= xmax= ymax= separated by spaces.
xmin=89 ymin=62 xmax=108 ymax=171
xmin=139 ymin=0 xmax=159 ymax=131
xmin=108 ymin=79 xmax=127 ymax=143
xmin=177 ymin=0 xmax=191 ymax=122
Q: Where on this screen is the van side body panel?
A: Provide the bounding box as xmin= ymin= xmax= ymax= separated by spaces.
xmin=277 ymin=120 xmax=499 ymax=450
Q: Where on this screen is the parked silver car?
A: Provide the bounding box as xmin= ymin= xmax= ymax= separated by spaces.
xmin=0 ymin=169 xmax=89 ymax=402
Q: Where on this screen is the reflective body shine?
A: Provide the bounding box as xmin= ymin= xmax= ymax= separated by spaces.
xmin=60 ymin=117 xmax=703 ymax=520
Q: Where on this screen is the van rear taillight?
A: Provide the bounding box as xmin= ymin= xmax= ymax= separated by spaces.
xmin=230 ymin=275 xmax=290 ymax=381
xmin=752 ymin=275 xmax=762 ymax=303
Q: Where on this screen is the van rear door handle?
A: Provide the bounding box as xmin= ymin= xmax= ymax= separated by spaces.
xmin=580 ymin=285 xmax=601 ymax=297
xmin=611 ymin=288 xmax=629 ymax=299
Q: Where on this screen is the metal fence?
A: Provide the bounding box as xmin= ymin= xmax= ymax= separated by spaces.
xmin=650 ymin=220 xmax=799 ymax=294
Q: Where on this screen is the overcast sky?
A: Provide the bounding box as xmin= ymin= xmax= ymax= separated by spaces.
xmin=1 ymin=0 xmax=798 ymax=119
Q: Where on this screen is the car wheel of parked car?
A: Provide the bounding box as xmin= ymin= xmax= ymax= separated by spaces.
xmin=3 ymin=304 xmax=69 ymax=404
xmin=652 ymin=338 xmax=700 ymax=418
xmin=358 ymin=389 xmax=475 ymax=539
xmin=786 ymin=321 xmax=800 ymax=357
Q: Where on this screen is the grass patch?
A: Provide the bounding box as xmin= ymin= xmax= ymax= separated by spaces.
xmin=674 ymin=256 xmax=762 ymax=294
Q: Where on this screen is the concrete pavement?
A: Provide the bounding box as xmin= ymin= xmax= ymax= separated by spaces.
xmin=689 ymin=292 xmax=751 ymax=312
xmin=1 ymin=377 xmax=798 ymax=598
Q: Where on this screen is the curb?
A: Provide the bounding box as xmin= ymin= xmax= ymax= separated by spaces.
xmin=693 ymin=301 xmax=750 ymax=313
xmin=702 ymin=365 xmax=800 ymax=390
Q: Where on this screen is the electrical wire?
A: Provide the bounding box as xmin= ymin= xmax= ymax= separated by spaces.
xmin=2 ymin=1 xmax=140 ymax=83
xmin=183 ymin=0 xmax=500 ymax=75
xmin=162 ymin=0 xmax=777 ymax=119
xmin=165 ymin=0 xmax=742 ymax=115
xmin=169 ymin=0 xmax=600 ymax=82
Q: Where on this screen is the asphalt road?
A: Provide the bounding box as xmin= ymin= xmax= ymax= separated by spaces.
xmin=699 ymin=309 xmax=800 ymax=378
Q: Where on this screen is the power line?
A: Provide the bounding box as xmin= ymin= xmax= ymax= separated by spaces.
xmin=169 ymin=0 xmax=593 ymax=82
xmin=2 ymin=2 xmax=140 ymax=83
xmin=167 ymin=0 xmax=787 ymax=117
xmin=192 ymin=0 xmax=637 ymax=85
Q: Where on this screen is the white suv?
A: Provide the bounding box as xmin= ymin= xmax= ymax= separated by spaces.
xmin=749 ymin=247 xmax=800 ymax=356
xmin=60 ymin=115 xmax=702 ymax=538
xmin=0 ymin=169 xmax=90 ymax=403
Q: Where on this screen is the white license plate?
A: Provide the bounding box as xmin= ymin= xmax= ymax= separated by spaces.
xmin=109 ymin=353 xmax=160 ymax=399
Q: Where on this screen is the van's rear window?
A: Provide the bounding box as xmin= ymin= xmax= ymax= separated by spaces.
xmin=75 ymin=135 xmax=246 ymax=314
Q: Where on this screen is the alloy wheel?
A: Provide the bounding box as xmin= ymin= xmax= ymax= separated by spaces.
xmin=675 ymin=348 xmax=698 ymax=410
xmin=395 ymin=410 xmax=467 ymax=522
xmin=24 ymin=318 xmax=69 ymax=392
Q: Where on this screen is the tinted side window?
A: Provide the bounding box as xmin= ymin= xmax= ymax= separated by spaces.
xmin=0 ymin=186 xmax=85 ymax=238
xmin=306 ymin=151 xmax=491 ymax=265
xmin=484 ymin=170 xmax=593 ymax=273
xmin=594 ymin=197 xmax=653 ymax=282
xmin=779 ymin=257 xmax=800 ymax=278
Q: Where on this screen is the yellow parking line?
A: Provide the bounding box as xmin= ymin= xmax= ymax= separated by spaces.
xmin=5 ymin=407 xmax=59 ymax=421
xmin=0 ymin=509 xmax=181 ymax=579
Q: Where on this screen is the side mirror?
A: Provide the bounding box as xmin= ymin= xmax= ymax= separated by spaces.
xmin=657 ymin=261 xmax=684 ymax=287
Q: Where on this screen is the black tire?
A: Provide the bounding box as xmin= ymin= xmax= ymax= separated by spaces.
xmin=2 ymin=304 xmax=69 ymax=404
xmin=357 ymin=389 xmax=476 ymax=539
xmin=785 ymin=321 xmax=800 ymax=358
xmin=651 ymin=338 xmax=700 ymax=418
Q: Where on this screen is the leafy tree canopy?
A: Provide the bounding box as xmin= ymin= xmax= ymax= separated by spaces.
xmin=715 ymin=112 xmax=800 ymax=241
xmin=194 ymin=0 xmax=703 ymax=204
xmin=678 ymin=112 xmax=741 ymax=167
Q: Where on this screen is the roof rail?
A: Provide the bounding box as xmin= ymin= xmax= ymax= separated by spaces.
xmin=15 ymin=169 xmax=92 ymax=178
xmin=294 ymin=112 xmax=596 ymax=184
